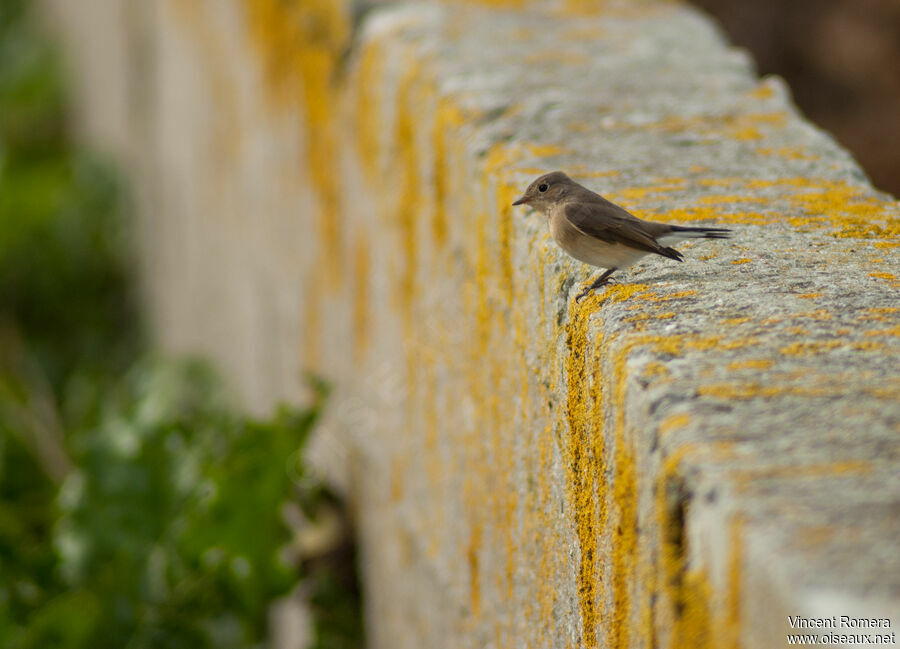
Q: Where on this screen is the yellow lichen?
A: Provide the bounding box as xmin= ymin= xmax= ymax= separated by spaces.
xmin=727 ymin=359 xmax=774 ymax=371
xmin=779 ymin=341 xmax=841 ymax=356
xmin=699 ymin=383 xmax=835 ymax=400
xmin=864 ymin=325 xmax=900 ymax=337
xmin=734 ymin=460 xmax=872 ymax=482
xmin=432 ymin=100 xmax=466 ymax=247
xmin=756 ymin=146 xmax=819 ymax=161
xmin=656 ymin=449 xmax=714 ymax=649
xmin=354 ymin=41 xmax=383 ymax=180
xmin=660 ymin=412 xmax=691 ymax=434
xmin=643 ymin=362 xmax=670 ymax=378
xmin=244 ymin=0 xmax=351 ymax=282
xmin=789 ymin=309 xmax=832 ymax=321
xmin=748 ymin=83 xmax=775 ymax=100
xmin=562 ymin=292 xmax=609 ymax=648
xmin=392 ymin=64 xmax=424 ymax=327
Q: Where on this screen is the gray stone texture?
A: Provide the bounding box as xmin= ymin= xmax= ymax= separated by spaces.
xmin=43 ymin=0 xmax=899 ymax=647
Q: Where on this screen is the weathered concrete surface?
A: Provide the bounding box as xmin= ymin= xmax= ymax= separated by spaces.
xmin=44 ymin=0 xmax=899 ymax=647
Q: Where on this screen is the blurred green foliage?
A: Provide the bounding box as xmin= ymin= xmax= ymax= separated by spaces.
xmin=0 ymin=0 xmax=138 ymax=397
xmin=0 ymin=2 xmax=362 ymax=648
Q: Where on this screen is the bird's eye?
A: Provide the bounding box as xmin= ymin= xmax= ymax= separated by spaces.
xmin=538 ymin=183 xmax=548 ymax=193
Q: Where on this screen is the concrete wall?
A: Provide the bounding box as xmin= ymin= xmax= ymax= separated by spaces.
xmin=45 ymin=1 xmax=899 ymax=647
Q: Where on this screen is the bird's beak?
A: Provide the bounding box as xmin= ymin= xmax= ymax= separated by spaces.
xmin=512 ymin=195 xmax=527 ymax=206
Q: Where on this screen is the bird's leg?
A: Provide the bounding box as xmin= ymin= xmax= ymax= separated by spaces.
xmin=576 ymin=267 xmax=617 ymax=301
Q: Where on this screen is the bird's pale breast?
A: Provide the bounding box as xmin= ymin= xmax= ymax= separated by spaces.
xmin=548 ymin=208 xmax=649 ymax=270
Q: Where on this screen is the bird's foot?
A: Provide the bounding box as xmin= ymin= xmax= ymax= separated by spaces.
xmin=575 ymin=276 xmax=616 ymax=302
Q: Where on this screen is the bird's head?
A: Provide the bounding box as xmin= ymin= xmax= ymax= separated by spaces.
xmin=511 ymin=171 xmax=575 ymax=214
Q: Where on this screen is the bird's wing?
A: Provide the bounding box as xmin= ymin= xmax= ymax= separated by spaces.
xmin=563 ymin=200 xmax=681 ymax=260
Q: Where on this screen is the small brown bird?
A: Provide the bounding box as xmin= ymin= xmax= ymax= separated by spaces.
xmin=512 ymin=171 xmax=731 ymax=300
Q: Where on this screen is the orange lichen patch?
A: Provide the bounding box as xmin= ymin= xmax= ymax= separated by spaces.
xmin=864 ymin=325 xmax=900 ymax=337
xmin=354 ymin=41 xmax=383 ymax=179
xmin=668 ymin=208 xmax=773 ymax=225
xmin=526 ymin=143 xmax=568 ymax=158
xmin=660 ymin=412 xmax=691 ymax=435
xmin=755 ymin=146 xmax=819 ymax=161
xmin=734 ymin=460 xmax=872 ymax=483
xmin=873 ymin=241 xmax=898 ymax=249
xmin=685 ymin=337 xmax=760 ymax=352
xmin=392 ymin=64 xmax=424 ymax=327
xmin=443 ymin=0 xmax=528 ymax=7
xmin=777 ymin=179 xmax=899 ymax=239
xmin=244 ymin=0 xmax=351 ymax=282
xmin=608 ymin=437 xmax=638 ymax=649
xmin=390 ymin=455 xmax=405 ymax=502
xmin=656 ymin=451 xmax=714 ymax=649
xmin=656 ymin=312 xmax=676 ymax=319
xmin=779 ymin=341 xmax=842 ymax=356
xmin=660 ymin=290 xmax=697 ymax=301
xmin=698 ymin=382 xmax=839 ymax=400
xmin=495 ymin=180 xmax=520 ymax=300
xmin=869 ymin=272 xmax=896 ymax=280
xmin=856 ymin=307 xmax=898 ymax=321
xmin=788 ymin=309 xmax=832 ymax=321
xmin=484 ymin=142 xmax=568 ymax=184
xmin=606 ymin=282 xmax=652 ymax=303
xmin=731 ymin=258 xmax=752 ymax=265
xmin=607 ymin=332 xmax=670 ymax=649
xmin=643 ymin=362 xmax=670 ymax=378
xmin=850 ymin=341 xmax=885 ymax=351
xmin=609 ymin=181 xmax=687 ymax=202
xmin=569 ymin=168 xmax=622 ymax=179
xmin=685 ymin=177 xmax=899 ymax=239
xmin=558 ymin=0 xmax=677 ymax=18
xmin=721 ymin=317 xmax=752 ymax=325
xmin=796 ymin=293 xmax=823 ymax=299
xmin=517 ymin=166 xmax=552 ymax=176
xmin=652 ymin=336 xmax=685 ymax=357
xmin=727 ymin=359 xmax=774 ymax=371
xmin=656 ymin=111 xmax=788 ymax=141
xmin=719 ymin=517 xmax=745 ymax=649
xmin=170 ymin=2 xmax=242 ymax=165
xmin=562 ymin=293 xmax=609 ymax=648
xmin=698 ymin=178 xmax=744 ymax=188
xmin=748 ymin=83 xmax=775 ymax=100
xmin=867 ymin=385 xmax=900 ymax=399
xmin=695 ymin=195 xmax=769 ymax=206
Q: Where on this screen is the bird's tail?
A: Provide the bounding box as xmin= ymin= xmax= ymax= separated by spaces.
xmin=669 ymin=225 xmax=731 ymax=239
